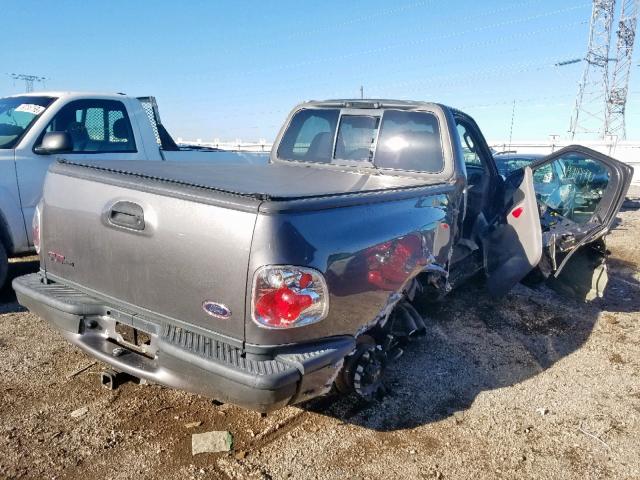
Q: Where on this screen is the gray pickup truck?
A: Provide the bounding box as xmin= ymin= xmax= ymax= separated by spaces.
xmin=14 ymin=100 xmax=633 ymax=412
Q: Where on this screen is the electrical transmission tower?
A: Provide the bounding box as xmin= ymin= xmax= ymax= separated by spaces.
xmin=7 ymin=73 xmax=48 ymax=93
xmin=569 ymin=0 xmax=617 ymax=139
xmin=605 ymin=0 xmax=639 ymax=139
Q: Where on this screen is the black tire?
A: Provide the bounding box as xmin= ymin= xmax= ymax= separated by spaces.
xmin=334 ymin=335 xmax=376 ymax=395
xmin=0 ymin=242 xmax=8 ymax=291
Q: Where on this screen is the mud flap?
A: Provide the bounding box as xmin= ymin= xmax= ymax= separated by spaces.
xmin=485 ymin=167 xmax=543 ymax=296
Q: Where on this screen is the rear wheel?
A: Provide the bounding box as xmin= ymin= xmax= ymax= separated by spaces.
xmin=0 ymin=243 xmax=8 ymax=291
xmin=335 ymin=335 xmax=392 ymax=401
xmin=335 ymin=300 xmax=425 ymax=401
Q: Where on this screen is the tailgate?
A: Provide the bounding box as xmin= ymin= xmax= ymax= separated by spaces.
xmin=40 ymin=164 xmax=260 ymax=342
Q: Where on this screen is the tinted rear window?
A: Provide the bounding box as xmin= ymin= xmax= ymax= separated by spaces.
xmin=277 ymin=108 xmax=444 ymax=173
xmin=335 ymin=115 xmax=380 ymax=161
xmin=374 ymin=110 xmax=443 ymax=172
xmin=277 ymin=109 xmax=339 ymax=163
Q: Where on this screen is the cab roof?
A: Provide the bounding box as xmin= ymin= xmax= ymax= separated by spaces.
xmin=300 ymin=99 xmax=444 ymax=110
xmin=4 ymin=91 xmax=130 ymax=100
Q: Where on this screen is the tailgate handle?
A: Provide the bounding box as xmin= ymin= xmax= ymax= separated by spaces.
xmin=109 ymin=201 xmax=145 ymax=230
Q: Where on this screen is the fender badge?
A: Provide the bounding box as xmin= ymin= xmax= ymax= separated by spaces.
xmin=202 ymin=301 xmax=232 ymax=319
xmin=47 ymin=251 xmax=75 ymax=267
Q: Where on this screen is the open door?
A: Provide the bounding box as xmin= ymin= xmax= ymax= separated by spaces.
xmin=484 ymin=166 xmax=543 ymax=295
xmin=527 ymin=145 xmax=633 ymax=278
xmin=486 ymin=145 xmax=633 ymax=296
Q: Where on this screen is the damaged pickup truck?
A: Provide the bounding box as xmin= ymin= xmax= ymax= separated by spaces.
xmin=14 ymin=100 xmax=633 ymax=412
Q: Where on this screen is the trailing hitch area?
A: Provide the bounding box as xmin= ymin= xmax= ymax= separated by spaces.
xmin=100 ymin=368 xmax=142 ymax=390
xmin=74 ymin=310 xmax=159 ymax=391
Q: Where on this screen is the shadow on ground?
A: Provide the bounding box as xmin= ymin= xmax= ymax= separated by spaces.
xmin=304 ymin=253 xmax=639 ymax=431
xmin=0 ymin=258 xmax=38 ymax=313
xmin=3 ymin=212 xmax=638 ymax=434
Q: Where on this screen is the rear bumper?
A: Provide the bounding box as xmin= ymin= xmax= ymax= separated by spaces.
xmin=13 ymin=273 xmax=354 ymax=412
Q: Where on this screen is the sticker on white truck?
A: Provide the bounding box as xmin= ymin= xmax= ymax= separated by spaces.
xmin=15 ymin=103 xmax=46 ymax=115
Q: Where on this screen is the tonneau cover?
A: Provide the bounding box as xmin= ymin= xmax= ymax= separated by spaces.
xmin=52 ymin=160 xmax=441 ymax=200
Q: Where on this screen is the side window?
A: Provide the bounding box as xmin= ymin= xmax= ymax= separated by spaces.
xmin=85 ymin=108 xmax=105 ymax=141
xmin=534 ymin=154 xmax=610 ymax=224
xmin=455 ymin=122 xmax=483 ymax=170
xmin=455 ymin=119 xmax=493 ymax=188
xmin=42 ymin=99 xmax=136 ymax=153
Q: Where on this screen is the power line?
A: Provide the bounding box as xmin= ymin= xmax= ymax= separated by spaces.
xmin=508 ymin=100 xmax=516 ymax=151
xmin=206 ymin=3 xmax=591 ymax=81
xmin=201 ymin=17 xmax=588 ymax=110
xmin=364 ymin=55 xmax=583 ymax=97
xmin=209 ymin=53 xmax=583 ymax=120
xmin=216 ymin=0 xmax=544 ymax=57
xmin=6 ymin=73 xmax=48 ymax=92
xmin=252 ymin=0 xmax=436 ymax=46
xmin=459 ymin=93 xmax=577 ymax=110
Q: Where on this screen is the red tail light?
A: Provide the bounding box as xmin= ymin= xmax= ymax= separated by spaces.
xmin=255 ymin=287 xmax=313 ymax=325
xmin=252 ymin=266 xmax=328 ymax=329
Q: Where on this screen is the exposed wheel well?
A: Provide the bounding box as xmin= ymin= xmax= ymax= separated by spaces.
xmin=0 ymin=210 xmax=15 ymax=255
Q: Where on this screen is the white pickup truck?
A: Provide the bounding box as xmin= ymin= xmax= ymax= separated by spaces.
xmin=0 ymin=92 xmax=268 ymax=287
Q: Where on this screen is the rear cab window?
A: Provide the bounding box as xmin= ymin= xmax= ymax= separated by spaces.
xmin=276 ymin=109 xmax=339 ymax=163
xmin=277 ymin=107 xmax=445 ymax=173
xmin=335 ymin=115 xmax=380 ymax=162
xmin=376 ymin=110 xmax=443 ymax=172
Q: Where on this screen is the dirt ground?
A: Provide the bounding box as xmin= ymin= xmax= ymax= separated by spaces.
xmin=1 ymin=187 xmax=639 ymax=480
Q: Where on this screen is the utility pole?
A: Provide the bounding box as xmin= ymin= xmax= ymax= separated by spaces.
xmin=360 ymin=85 xmax=364 ymax=99
xmin=605 ymin=0 xmax=638 ymax=139
xmin=7 ymin=73 xmax=48 ymax=93
xmin=569 ymin=0 xmax=617 ymax=139
xmin=508 ymin=100 xmax=516 ymax=152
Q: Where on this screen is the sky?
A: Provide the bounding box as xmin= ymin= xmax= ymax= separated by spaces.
xmin=2 ymin=0 xmax=639 ymax=142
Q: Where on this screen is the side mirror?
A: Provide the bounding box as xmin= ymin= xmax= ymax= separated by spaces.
xmin=34 ymin=132 xmax=73 ymax=155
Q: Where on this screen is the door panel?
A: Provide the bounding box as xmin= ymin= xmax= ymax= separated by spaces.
xmin=530 ymin=145 xmax=633 ymax=277
xmin=484 ymin=145 xmax=631 ymax=296
xmin=485 ymin=166 xmax=543 ymax=295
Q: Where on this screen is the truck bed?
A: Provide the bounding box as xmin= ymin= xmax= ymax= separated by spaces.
xmin=51 ymin=159 xmax=444 ymax=201
xmin=41 ymin=158 xmax=454 ymax=346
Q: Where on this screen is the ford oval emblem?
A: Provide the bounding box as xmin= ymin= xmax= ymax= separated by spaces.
xmin=202 ymin=301 xmax=232 ymax=319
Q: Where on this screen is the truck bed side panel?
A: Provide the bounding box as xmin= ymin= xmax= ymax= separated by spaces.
xmin=245 ymin=185 xmax=458 ymax=346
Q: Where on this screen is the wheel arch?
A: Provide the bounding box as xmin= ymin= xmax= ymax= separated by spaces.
xmin=0 ymin=208 xmax=15 ymax=255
